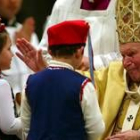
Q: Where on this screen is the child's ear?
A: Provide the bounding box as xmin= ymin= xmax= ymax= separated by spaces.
xmin=75 ymin=46 xmax=84 ymax=58
xmin=81 ymin=46 xmax=84 ymax=55
xmin=79 ymin=46 xmax=84 ymax=55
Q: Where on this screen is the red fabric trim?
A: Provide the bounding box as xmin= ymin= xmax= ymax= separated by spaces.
xmin=80 ymin=78 xmax=91 ymax=101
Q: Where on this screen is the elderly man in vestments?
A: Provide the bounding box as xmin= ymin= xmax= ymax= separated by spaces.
xmin=16 ymin=0 xmax=140 ymax=140
xmin=94 ymin=0 xmax=140 ymax=139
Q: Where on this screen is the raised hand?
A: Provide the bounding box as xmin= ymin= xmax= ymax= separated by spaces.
xmin=15 ymin=17 xmax=35 ymax=42
xmin=78 ymin=56 xmax=90 ymax=71
xmin=16 ymin=38 xmax=47 ymax=72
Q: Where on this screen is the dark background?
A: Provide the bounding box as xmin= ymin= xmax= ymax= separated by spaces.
xmin=17 ymin=0 xmax=56 ymax=41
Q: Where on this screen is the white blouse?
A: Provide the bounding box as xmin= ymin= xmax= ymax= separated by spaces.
xmin=0 ymin=79 xmax=22 ymax=139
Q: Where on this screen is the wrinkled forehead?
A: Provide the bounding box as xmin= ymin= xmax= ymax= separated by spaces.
xmin=120 ymin=42 xmax=140 ymax=53
xmin=120 ymin=43 xmax=140 ymax=48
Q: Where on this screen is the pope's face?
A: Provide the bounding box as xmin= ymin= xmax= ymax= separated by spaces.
xmin=120 ymin=43 xmax=140 ymax=82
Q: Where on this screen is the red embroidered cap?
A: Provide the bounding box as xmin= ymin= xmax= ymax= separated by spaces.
xmin=47 ymin=20 xmax=89 ymax=47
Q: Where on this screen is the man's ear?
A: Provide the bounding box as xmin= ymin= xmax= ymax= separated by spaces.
xmin=75 ymin=46 xmax=84 ymax=58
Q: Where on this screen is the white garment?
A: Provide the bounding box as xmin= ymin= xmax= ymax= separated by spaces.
xmin=21 ymin=60 xmax=105 ymax=140
xmin=0 ymin=79 xmax=22 ymax=139
xmin=94 ymin=52 xmax=122 ymax=70
xmin=39 ymin=0 xmax=120 ymax=68
xmin=2 ymin=23 xmax=39 ymax=95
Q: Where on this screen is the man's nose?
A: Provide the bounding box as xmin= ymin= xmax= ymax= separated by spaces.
xmin=123 ymin=56 xmax=132 ymax=67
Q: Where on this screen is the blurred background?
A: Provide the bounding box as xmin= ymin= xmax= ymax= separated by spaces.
xmin=17 ymin=0 xmax=56 ymax=40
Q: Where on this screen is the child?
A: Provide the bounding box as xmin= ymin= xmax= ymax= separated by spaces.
xmin=0 ymin=0 xmax=39 ymax=107
xmin=0 ymin=21 xmax=22 ymax=139
xmin=21 ymin=20 xmax=105 ymax=140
